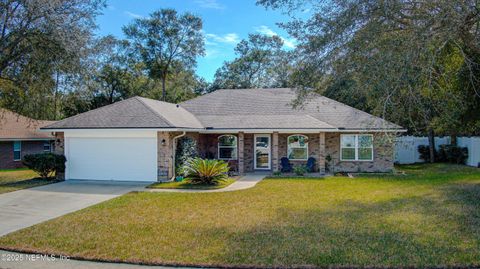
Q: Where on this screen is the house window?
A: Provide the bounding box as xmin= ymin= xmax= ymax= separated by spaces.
xmin=13 ymin=141 xmax=21 ymax=161
xmin=218 ymin=135 xmax=237 ymax=160
xmin=287 ymin=135 xmax=309 ymax=160
xmin=43 ymin=141 xmax=51 ymax=152
xmin=340 ymin=134 xmax=373 ymax=161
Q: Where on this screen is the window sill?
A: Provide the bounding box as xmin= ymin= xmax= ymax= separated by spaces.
xmin=340 ymin=160 xmax=374 ymax=162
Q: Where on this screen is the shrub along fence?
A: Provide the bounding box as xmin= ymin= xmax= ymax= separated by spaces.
xmin=395 ymin=136 xmax=480 ymax=167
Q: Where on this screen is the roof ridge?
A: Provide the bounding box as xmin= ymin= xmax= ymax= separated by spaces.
xmin=133 ymin=96 xmax=175 ymax=127
xmin=304 ymin=114 xmax=336 ymax=129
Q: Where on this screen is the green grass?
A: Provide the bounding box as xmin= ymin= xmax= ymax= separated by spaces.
xmin=147 ymin=178 xmax=236 ymax=190
xmin=1 ymin=163 xmax=480 ymax=268
xmin=0 ymin=169 xmax=56 ymax=194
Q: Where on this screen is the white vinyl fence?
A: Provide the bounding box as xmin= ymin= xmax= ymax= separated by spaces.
xmin=395 ymin=136 xmax=480 ymax=167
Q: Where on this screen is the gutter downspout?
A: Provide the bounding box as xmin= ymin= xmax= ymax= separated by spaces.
xmin=171 ymin=131 xmax=186 ymax=180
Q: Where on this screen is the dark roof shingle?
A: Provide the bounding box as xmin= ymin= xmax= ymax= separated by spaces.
xmin=43 ymin=88 xmax=402 ymax=130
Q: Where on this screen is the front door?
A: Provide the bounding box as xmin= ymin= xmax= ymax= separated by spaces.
xmin=254 ymin=134 xmax=271 ymax=170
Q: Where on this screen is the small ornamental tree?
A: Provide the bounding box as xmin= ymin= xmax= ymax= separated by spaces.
xmin=23 ymin=153 xmax=67 ymax=179
xmin=175 ymin=136 xmax=198 ymax=174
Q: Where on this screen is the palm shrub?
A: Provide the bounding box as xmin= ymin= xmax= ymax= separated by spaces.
xmin=181 ymin=158 xmax=229 ymax=184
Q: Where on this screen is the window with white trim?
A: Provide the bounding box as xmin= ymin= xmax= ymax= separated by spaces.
xmin=340 ymin=134 xmax=373 ymax=161
xmin=218 ymin=135 xmax=237 ymax=160
xmin=287 ymin=134 xmax=309 ymax=160
xmin=43 ymin=141 xmax=51 ymax=152
xmin=13 ymin=141 xmax=21 ymax=161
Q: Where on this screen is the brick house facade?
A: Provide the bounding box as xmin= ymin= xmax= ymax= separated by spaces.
xmin=45 ymin=89 xmax=403 ymax=182
xmin=0 ymin=140 xmax=54 ymax=169
xmin=0 ymin=109 xmax=55 ymax=169
xmin=54 ymin=130 xmax=394 ymax=181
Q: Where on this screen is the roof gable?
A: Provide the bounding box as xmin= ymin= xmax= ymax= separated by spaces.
xmin=44 ymin=97 xmax=203 ymax=129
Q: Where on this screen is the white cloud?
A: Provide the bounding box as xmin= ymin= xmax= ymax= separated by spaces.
xmin=254 ymin=25 xmax=297 ymax=49
xmin=124 ymin=11 xmax=144 ymax=19
xmin=195 ymin=0 xmax=225 ymax=10
xmin=205 ymin=33 xmax=240 ymax=45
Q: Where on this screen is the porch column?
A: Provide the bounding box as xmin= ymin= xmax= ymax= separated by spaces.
xmin=319 ymin=132 xmax=326 ymax=174
xmin=272 ymin=131 xmax=279 ymax=172
xmin=157 ymin=132 xmax=173 ymax=180
xmin=238 ymin=132 xmax=245 ymax=174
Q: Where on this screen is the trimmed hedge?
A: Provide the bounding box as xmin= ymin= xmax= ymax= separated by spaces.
xmin=22 ymin=153 xmax=66 ymax=179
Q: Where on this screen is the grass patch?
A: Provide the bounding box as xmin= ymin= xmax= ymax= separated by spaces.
xmin=0 ymin=169 xmax=57 ymax=194
xmin=147 ymin=178 xmax=236 ymax=190
xmin=1 ymin=163 xmax=480 ymax=267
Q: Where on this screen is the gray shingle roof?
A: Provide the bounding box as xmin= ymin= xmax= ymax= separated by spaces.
xmin=43 ymin=97 xmax=202 ymax=129
xmin=180 ymin=88 xmax=402 ymax=130
xmin=43 ymin=88 xmax=402 ymax=130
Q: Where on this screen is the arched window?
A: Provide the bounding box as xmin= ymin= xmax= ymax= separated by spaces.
xmin=287 ymin=135 xmax=309 ymax=160
xmin=218 ymin=135 xmax=237 ymax=160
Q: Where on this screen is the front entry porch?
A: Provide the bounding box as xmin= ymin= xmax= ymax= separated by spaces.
xmin=182 ymin=132 xmax=327 ymax=176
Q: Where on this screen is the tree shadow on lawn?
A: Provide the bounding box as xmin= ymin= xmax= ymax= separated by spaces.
xmin=204 ymin=183 xmax=480 ymax=268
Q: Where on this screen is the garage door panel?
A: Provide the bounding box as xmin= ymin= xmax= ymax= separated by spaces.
xmin=67 ymin=137 xmax=157 ymax=181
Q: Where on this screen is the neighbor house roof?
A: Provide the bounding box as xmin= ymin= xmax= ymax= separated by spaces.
xmin=0 ymin=109 xmax=55 ymax=140
xmin=42 ymin=88 xmax=403 ymax=131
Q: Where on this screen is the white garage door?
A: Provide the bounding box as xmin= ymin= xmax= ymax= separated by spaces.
xmin=66 ymin=135 xmax=157 ymax=182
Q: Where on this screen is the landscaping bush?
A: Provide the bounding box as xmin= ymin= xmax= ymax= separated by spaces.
xmin=181 ymin=158 xmax=229 ymax=184
xmin=22 ymin=153 xmax=66 ymax=179
xmin=418 ymin=145 xmax=468 ymax=164
xmin=293 ymin=165 xmax=308 ymax=176
xmin=418 ymin=145 xmax=436 ymax=162
xmin=438 ymin=145 xmax=468 ymax=164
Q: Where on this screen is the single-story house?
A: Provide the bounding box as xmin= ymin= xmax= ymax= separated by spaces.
xmin=0 ymin=109 xmax=55 ymax=169
xmin=42 ymin=88 xmax=405 ymax=182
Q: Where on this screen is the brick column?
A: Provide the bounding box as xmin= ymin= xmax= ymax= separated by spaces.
xmin=54 ymin=132 xmax=65 ymax=180
xmin=157 ymin=132 xmax=173 ymax=180
xmin=238 ymin=132 xmax=245 ymax=174
xmin=319 ymin=132 xmax=326 ymax=174
xmin=272 ymin=132 xmax=279 ymax=172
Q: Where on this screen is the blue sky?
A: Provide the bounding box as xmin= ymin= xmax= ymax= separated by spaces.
xmin=96 ymin=0 xmax=298 ymax=82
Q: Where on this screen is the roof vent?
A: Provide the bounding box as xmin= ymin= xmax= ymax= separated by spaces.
xmin=176 ymin=104 xmax=179 ymax=108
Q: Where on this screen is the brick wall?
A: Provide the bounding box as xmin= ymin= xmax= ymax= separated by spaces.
xmin=278 ymin=133 xmax=320 ymax=172
xmin=0 ymin=140 xmax=53 ymax=169
xmin=325 ymin=132 xmax=395 ymax=173
xmin=157 ymin=131 xmax=395 ymax=176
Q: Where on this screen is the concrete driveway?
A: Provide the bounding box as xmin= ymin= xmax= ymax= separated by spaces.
xmin=0 ymin=180 xmax=149 ymax=236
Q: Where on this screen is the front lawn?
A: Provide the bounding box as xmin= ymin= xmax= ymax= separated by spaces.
xmin=0 ymin=169 xmax=56 ymax=194
xmin=1 ymin=164 xmax=480 ymax=268
xmin=147 ymin=177 xmax=236 ymax=190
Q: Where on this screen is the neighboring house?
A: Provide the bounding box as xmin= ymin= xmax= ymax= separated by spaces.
xmin=42 ymin=88 xmax=405 ymax=182
xmin=0 ymin=109 xmax=55 ymax=169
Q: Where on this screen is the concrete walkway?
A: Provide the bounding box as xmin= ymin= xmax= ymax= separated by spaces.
xmin=0 ymin=180 xmax=149 ymax=237
xmin=145 ymin=173 xmax=266 ymax=193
